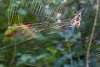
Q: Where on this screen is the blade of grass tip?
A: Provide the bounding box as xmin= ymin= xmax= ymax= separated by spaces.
xmin=8 ymin=2 xmax=12 ymax=27
xmin=9 ymin=0 xmax=15 ymax=26
xmin=86 ymin=0 xmax=99 ymax=67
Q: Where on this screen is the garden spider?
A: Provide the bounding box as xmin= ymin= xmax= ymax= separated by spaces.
xmin=70 ymin=11 xmax=82 ymax=28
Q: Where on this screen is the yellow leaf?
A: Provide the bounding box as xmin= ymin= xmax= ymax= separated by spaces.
xmin=4 ymin=24 xmax=19 ymax=35
xmin=20 ymin=23 xmax=37 ymax=38
xmin=2 ymin=37 xmax=14 ymax=42
xmin=52 ymin=0 xmax=55 ymax=3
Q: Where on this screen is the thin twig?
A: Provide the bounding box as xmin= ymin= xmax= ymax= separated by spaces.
xmin=86 ymin=0 xmax=99 ymax=67
xmin=67 ymin=41 xmax=73 ymax=67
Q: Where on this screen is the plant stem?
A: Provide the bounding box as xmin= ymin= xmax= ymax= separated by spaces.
xmin=86 ymin=0 xmax=99 ymax=67
xmin=67 ymin=41 xmax=73 ymax=67
xmin=9 ymin=42 xmax=17 ymax=67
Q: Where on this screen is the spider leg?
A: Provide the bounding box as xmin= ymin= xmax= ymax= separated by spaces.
xmin=77 ymin=21 xmax=81 ymax=28
xmin=70 ymin=21 xmax=76 ymax=27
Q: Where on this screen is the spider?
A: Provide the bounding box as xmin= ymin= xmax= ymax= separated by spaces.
xmin=70 ymin=11 xmax=82 ymax=28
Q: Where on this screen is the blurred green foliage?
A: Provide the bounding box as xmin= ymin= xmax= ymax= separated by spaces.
xmin=0 ymin=0 xmax=100 ymax=67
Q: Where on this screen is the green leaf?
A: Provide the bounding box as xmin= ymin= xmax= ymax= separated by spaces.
xmin=37 ymin=34 xmax=46 ymax=40
xmin=52 ymin=40 xmax=59 ymax=44
xmin=20 ymin=55 xmax=28 ymax=62
xmin=57 ymin=47 xmax=65 ymax=51
xmin=0 ymin=64 xmax=4 ymax=67
xmin=35 ymin=54 xmax=44 ymax=60
xmin=29 ymin=57 xmax=36 ymax=63
xmin=18 ymin=8 xmax=27 ymax=15
xmin=44 ymin=9 xmax=52 ymax=15
xmin=11 ymin=3 xmax=18 ymax=7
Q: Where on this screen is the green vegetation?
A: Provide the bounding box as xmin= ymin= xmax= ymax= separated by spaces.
xmin=0 ymin=0 xmax=100 ymax=67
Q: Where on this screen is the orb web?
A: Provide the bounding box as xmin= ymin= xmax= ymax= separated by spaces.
xmin=0 ymin=0 xmax=100 ymax=67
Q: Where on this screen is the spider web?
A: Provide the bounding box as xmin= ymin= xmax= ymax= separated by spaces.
xmin=6 ymin=0 xmax=74 ymax=47
xmin=0 ymin=0 xmax=100 ymax=67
